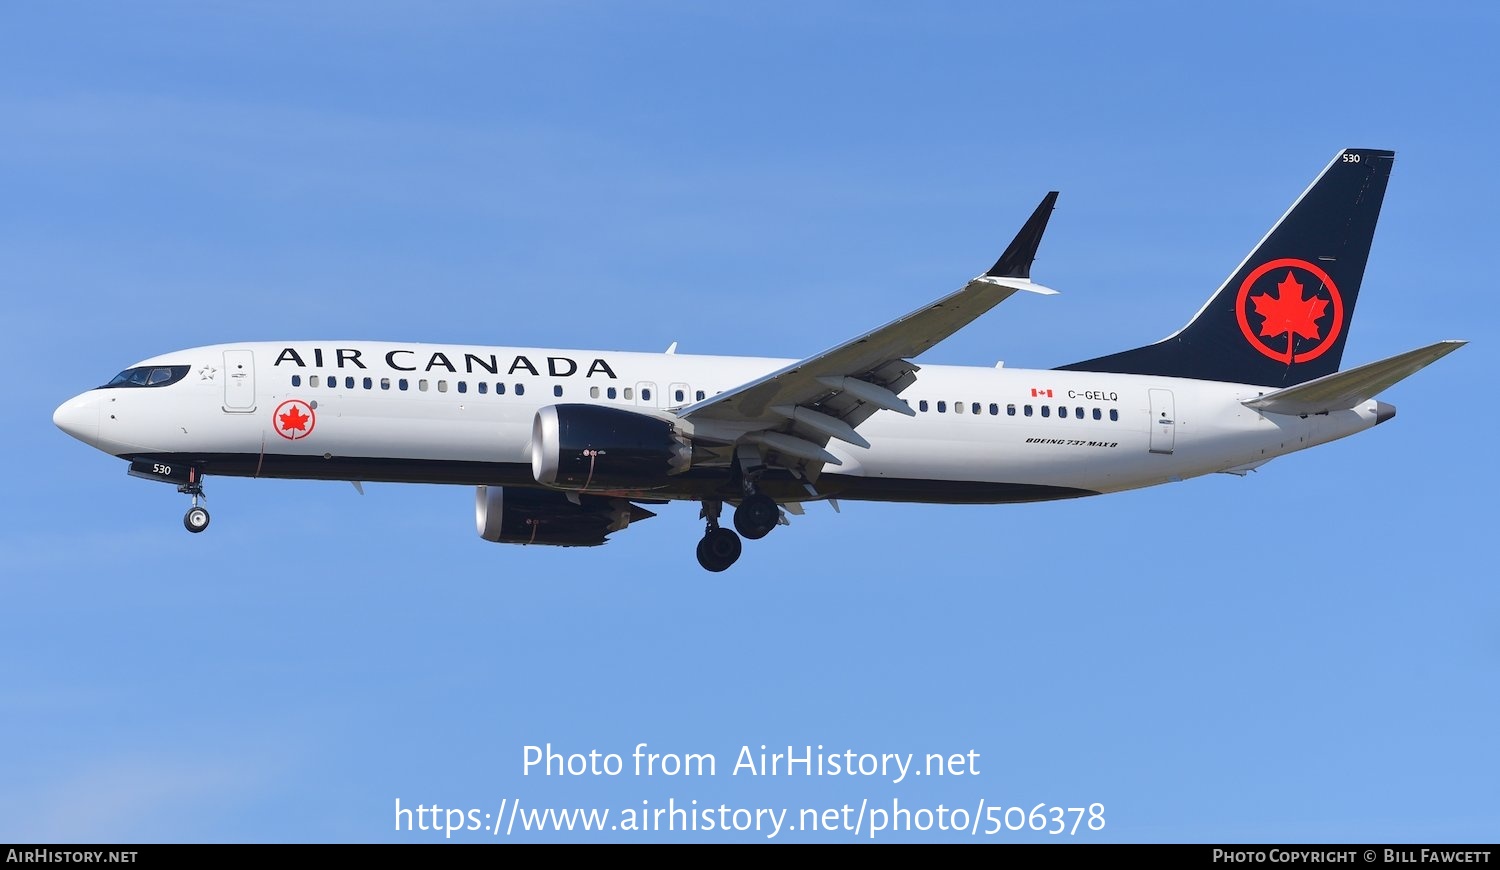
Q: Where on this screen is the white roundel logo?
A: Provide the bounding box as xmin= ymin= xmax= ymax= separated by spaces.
xmin=273 ymin=399 xmax=316 ymax=440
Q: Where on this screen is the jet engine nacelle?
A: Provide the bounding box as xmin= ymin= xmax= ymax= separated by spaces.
xmin=530 ymin=404 xmax=692 ymax=491
xmin=475 ymin=485 xmax=653 ymax=547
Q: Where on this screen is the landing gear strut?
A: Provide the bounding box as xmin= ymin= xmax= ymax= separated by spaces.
xmin=729 ymin=451 xmax=782 ymax=542
xmin=696 ymin=500 xmax=741 ymax=572
xmin=179 ymin=480 xmax=210 ymax=533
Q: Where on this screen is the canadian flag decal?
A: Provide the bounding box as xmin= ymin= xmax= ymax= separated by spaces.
xmin=1030 ymin=388 xmax=1053 ymax=398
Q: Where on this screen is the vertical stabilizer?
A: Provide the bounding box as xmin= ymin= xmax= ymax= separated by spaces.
xmin=1057 ymin=149 xmax=1394 ymax=387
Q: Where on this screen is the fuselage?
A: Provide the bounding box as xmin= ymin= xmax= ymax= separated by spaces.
xmin=47 ymin=150 xmax=1445 ymax=572
xmin=52 ymin=340 xmax=1389 ymax=505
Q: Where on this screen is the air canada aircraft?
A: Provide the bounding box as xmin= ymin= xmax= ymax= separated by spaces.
xmin=54 ymin=148 xmax=1464 ymax=571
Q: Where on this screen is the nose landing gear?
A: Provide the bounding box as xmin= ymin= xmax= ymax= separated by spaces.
xmin=126 ymin=458 xmax=213 ymax=534
xmin=184 ymin=504 xmax=210 ymax=533
xmin=179 ymin=480 xmax=210 ymax=533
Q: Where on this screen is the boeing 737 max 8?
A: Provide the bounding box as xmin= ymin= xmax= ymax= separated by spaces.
xmin=53 ymin=149 xmax=1464 ymax=571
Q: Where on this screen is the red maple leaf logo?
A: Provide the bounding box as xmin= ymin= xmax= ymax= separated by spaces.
xmin=279 ymin=405 xmax=310 ymax=432
xmin=1250 ymin=270 xmax=1329 ymax=363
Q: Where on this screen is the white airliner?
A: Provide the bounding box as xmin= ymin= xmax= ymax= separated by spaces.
xmin=54 ymin=148 xmax=1463 ymax=571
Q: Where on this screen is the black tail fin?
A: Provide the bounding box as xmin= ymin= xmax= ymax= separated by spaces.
xmin=1057 ymin=148 xmax=1395 ymax=387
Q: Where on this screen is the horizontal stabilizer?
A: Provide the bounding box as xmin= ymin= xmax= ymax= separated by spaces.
xmin=1242 ymin=340 xmax=1465 ymax=416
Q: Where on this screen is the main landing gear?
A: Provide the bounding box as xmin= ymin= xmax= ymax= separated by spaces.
xmin=733 ymin=493 xmax=779 ymax=540
xmin=179 ymin=480 xmax=210 ymax=533
xmin=695 ymin=488 xmax=783 ymax=572
xmin=696 ymin=501 xmax=741 ymax=572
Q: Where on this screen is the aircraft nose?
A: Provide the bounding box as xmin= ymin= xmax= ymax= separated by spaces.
xmin=54 ymin=393 xmax=100 ymax=445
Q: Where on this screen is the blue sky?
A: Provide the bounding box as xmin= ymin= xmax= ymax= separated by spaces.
xmin=2 ymin=2 xmax=1495 ymax=843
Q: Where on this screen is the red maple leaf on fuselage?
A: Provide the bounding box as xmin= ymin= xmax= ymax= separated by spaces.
xmin=279 ymin=406 xmax=310 ymax=432
xmin=1251 ymin=270 xmax=1328 ymax=362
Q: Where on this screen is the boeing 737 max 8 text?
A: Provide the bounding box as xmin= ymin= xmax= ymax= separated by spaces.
xmin=53 ymin=149 xmax=1464 ymax=571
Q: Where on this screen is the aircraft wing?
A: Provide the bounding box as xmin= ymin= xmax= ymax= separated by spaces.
xmin=679 ymin=193 xmax=1059 ymax=472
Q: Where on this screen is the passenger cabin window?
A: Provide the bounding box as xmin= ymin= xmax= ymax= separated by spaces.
xmin=1024 ymin=404 xmax=1033 ymax=416
xmin=418 ymin=379 xmax=429 ymax=392
xmin=496 ymin=383 xmax=506 ymax=395
xmin=590 ymin=386 xmax=600 ymax=399
xmin=1058 ymin=406 xmax=1068 ymax=418
xmin=554 ymin=385 xmax=563 ymax=397
xmin=1041 ymin=406 xmax=1050 ymax=417
xmin=1075 ymin=406 xmax=1084 ymax=418
xmin=642 ymin=388 xmax=652 ymax=401
xmin=696 ymin=390 xmax=706 ymax=401
xmin=311 ymin=375 xmax=321 ymax=387
xmin=1093 ymin=408 xmax=1101 ymax=420
xmin=363 ymin=377 xmax=373 ymax=390
xmin=1007 ymin=404 xmax=1016 ymax=416
xmin=989 ymin=403 xmax=998 ymax=415
xmin=381 ymin=377 xmax=391 ymax=390
xmin=457 ymin=381 xmax=467 ymax=394
xmin=437 ymin=380 xmax=448 ymax=393
xmin=937 ymin=401 xmax=947 ymax=413
xmin=399 ymin=379 xmax=409 ymax=391
xmin=515 ymin=383 xmax=525 ymax=396
xmin=623 ymin=387 xmax=633 ymax=400
xmin=292 ymin=375 xmax=302 ymax=387
xmin=675 ymin=389 xmax=685 ymax=403
xmin=607 ymin=387 xmax=618 ymax=399
xmin=919 ymin=400 xmax=929 ymax=412
xmin=1109 ymin=409 xmax=1119 ymax=421
xmin=346 ymin=377 xmax=355 ymax=389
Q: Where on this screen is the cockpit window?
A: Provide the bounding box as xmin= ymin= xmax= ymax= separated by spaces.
xmin=101 ymin=365 xmax=190 ymax=389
